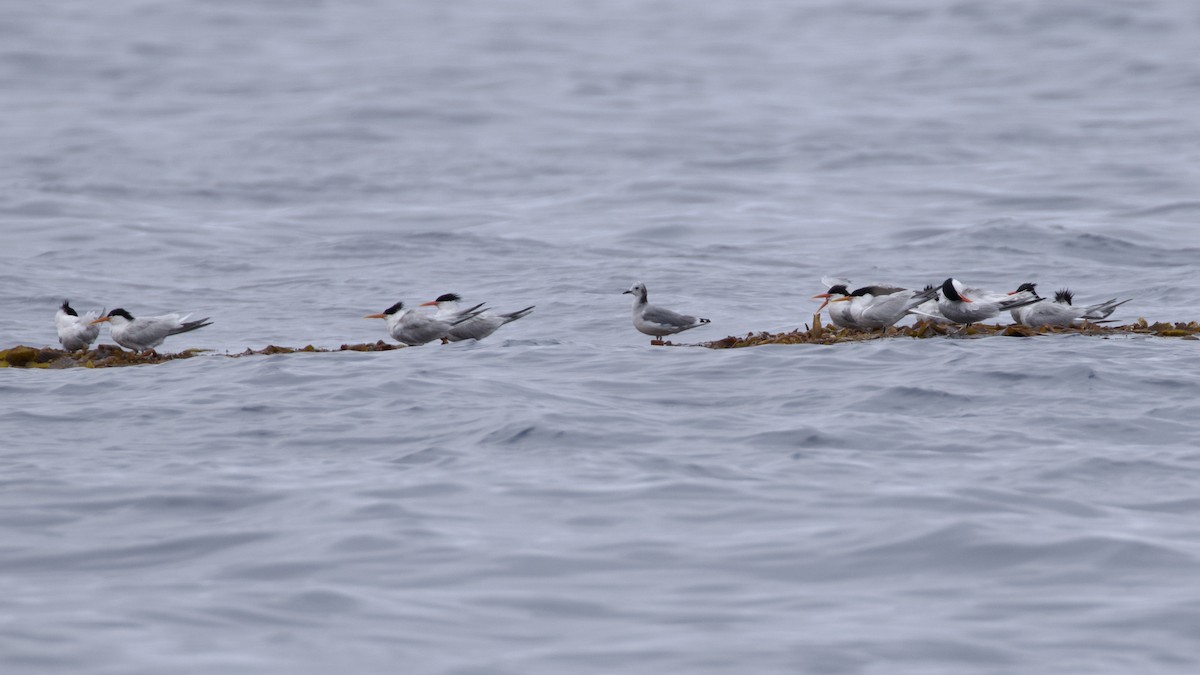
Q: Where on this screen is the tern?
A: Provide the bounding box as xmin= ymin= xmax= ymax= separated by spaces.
xmin=908 ymin=285 xmax=955 ymax=324
xmin=420 ymin=293 xmax=535 ymax=342
xmin=1008 ymin=283 xmax=1131 ymax=327
xmin=55 ymin=300 xmax=101 ymax=352
xmin=624 ymin=282 xmax=710 ymax=344
xmin=812 ymin=278 xmax=858 ymax=329
xmin=90 ymin=308 xmax=212 ymax=353
xmin=832 ymin=285 xmax=939 ymax=329
xmin=365 ymin=300 xmax=484 ymax=346
xmin=936 ymin=278 xmax=1041 ymax=325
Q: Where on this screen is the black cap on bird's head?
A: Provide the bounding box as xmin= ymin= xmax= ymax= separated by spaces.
xmin=421 ymin=293 xmax=461 ymax=308
xmin=60 ymin=299 xmax=77 ymax=316
xmin=365 ymin=301 xmax=404 ymax=320
xmin=811 ymin=283 xmax=849 ymax=310
xmin=1055 ymin=289 xmax=1074 ymax=305
xmin=849 ymin=287 xmax=874 ymax=297
xmin=1012 ymin=282 xmax=1038 ymax=296
xmin=941 ymin=278 xmax=969 ymax=302
xmin=91 ymin=307 xmax=132 ymax=325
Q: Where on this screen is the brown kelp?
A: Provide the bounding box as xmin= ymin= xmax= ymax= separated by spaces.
xmin=0 ymin=341 xmax=407 ymax=369
xmin=700 ymin=315 xmax=1200 ymax=349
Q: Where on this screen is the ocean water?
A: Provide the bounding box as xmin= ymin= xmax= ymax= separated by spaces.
xmin=3 ymin=0 xmax=1200 ymax=673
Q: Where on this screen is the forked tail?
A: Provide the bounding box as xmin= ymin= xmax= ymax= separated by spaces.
xmin=170 ymin=318 xmax=212 ymax=335
xmin=1082 ymin=298 xmax=1131 ymax=320
xmin=502 ymin=306 xmax=536 ymax=322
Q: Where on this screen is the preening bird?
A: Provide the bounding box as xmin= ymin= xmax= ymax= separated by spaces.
xmin=1008 ymin=282 xmax=1131 ymax=327
xmin=55 ymin=299 xmax=100 ymax=351
xmin=935 ymin=278 xmax=1041 ymax=325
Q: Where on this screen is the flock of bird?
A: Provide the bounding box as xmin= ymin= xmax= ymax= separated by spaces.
xmin=51 ymin=278 xmax=1131 ymax=353
xmin=52 ymin=293 xmax=536 ymax=354
xmin=624 ymin=278 xmax=1132 ymax=344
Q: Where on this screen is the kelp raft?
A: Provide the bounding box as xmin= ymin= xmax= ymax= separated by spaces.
xmin=700 ymin=316 xmax=1200 ymax=349
xmin=0 ymin=341 xmax=404 ymax=369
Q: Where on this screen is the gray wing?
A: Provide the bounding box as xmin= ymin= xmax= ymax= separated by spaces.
xmin=397 ymin=313 xmax=452 ymax=344
xmin=448 ymin=315 xmax=503 ymax=341
xmin=858 ymin=284 xmax=907 ymax=296
xmin=1020 ymin=302 xmax=1078 ymax=326
xmin=127 ymin=317 xmax=180 ymax=345
xmin=860 ymin=293 xmax=911 ymax=324
xmin=643 ymin=304 xmax=698 ymax=328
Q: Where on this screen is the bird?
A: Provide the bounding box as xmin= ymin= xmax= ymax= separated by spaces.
xmin=831 ymin=285 xmax=939 ymax=329
xmin=812 ymin=278 xmax=858 ymax=329
xmin=90 ymin=308 xmax=212 ymax=353
xmin=936 ymin=278 xmax=1041 ymax=325
xmin=55 ymin=299 xmax=101 ymax=352
xmin=365 ymin=300 xmax=484 ymax=346
xmin=1008 ymin=282 xmax=1131 ymax=327
xmin=908 ymin=284 xmax=955 ymax=324
xmin=624 ymin=282 xmax=710 ymax=344
xmin=419 ymin=293 xmax=535 ymax=342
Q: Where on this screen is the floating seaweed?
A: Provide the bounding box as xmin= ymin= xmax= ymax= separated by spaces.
xmin=0 ymin=344 xmax=207 ymax=369
xmin=230 ymin=341 xmax=406 ymax=356
xmin=0 ymin=341 xmax=408 ymax=369
xmin=699 ymin=315 xmax=1200 ymax=349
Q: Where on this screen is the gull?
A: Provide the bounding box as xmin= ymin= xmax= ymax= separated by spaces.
xmin=365 ymin=300 xmax=484 ymax=346
xmin=91 ymin=308 xmax=212 ymax=353
xmin=420 ymin=293 xmax=535 ymax=342
xmin=624 ymin=282 xmax=710 ymax=344
xmin=55 ymin=299 xmax=100 ymax=352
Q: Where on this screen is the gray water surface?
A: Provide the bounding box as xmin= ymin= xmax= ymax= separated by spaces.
xmin=3 ymin=1 xmax=1200 ymax=673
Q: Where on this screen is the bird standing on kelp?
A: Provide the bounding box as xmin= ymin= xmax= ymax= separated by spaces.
xmin=91 ymin=308 xmax=212 ymax=354
xmin=624 ymin=282 xmax=710 ymax=344
xmin=55 ymin=300 xmax=100 ymax=352
xmin=812 ymin=278 xmax=857 ymax=329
